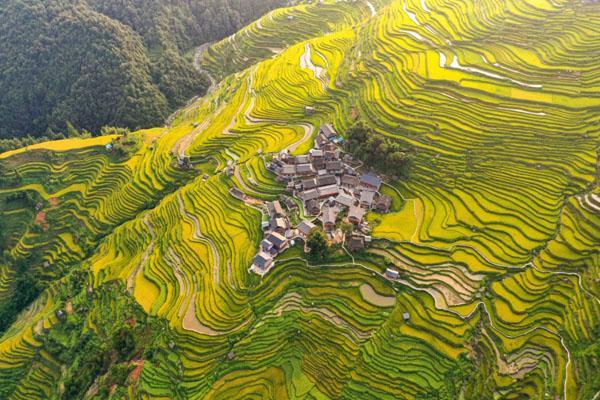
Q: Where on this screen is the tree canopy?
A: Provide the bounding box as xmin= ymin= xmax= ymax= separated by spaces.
xmin=0 ymin=0 xmax=285 ymax=139
xmin=345 ymin=121 xmax=412 ymax=179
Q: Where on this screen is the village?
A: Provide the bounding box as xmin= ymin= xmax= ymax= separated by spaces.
xmin=249 ymin=123 xmax=395 ymax=277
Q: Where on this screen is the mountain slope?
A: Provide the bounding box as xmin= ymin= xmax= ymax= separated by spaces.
xmin=0 ymin=0 xmax=286 ymax=138
xmin=0 ymin=0 xmax=599 ymax=399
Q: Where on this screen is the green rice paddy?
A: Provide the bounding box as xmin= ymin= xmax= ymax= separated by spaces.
xmin=0 ymin=0 xmax=598 ymax=398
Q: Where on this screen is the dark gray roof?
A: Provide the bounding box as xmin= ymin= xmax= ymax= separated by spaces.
xmin=320 ymin=124 xmax=337 ymax=138
xmin=318 ymin=185 xmax=339 ymax=198
xmin=298 ymin=220 xmax=317 ymax=235
xmin=348 ymin=205 xmax=366 ymax=221
xmin=301 ymin=178 xmax=317 ymax=190
xmin=296 ymin=155 xmax=311 ymax=164
xmin=266 ymin=232 xmax=287 ymax=247
xmin=326 ymin=161 xmax=343 ymax=171
xmin=341 ymin=175 xmax=359 ymax=187
xmin=336 ymin=193 xmax=356 ymax=207
xmin=376 ymin=195 xmax=392 ymax=209
xmin=360 ymin=173 xmax=382 ymax=189
xmin=348 ymin=234 xmax=365 ymax=250
xmin=282 ymin=165 xmax=296 ymax=175
xmin=296 ymin=163 xmax=315 ymax=174
xmin=254 ymin=251 xmax=273 ymax=267
xmin=321 ymin=206 xmax=338 ymax=225
xmin=317 ymin=175 xmax=337 ymax=187
xmin=301 ymin=189 xmax=319 ymax=201
xmin=306 ymin=199 xmax=320 ymax=213
xmin=360 ymin=191 xmax=375 ymax=205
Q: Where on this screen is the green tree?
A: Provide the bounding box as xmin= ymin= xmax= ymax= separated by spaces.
xmin=65 ymin=121 xmax=79 ymax=138
xmin=306 ymin=228 xmax=329 ymax=260
xmin=340 ymin=222 xmax=353 ymax=237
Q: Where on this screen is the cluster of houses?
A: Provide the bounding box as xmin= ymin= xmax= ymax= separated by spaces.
xmin=250 ymin=124 xmax=392 ymax=275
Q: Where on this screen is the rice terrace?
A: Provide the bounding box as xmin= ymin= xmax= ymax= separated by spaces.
xmin=0 ymin=0 xmax=598 ymax=399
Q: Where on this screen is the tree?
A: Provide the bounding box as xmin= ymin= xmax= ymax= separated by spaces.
xmin=306 ymin=228 xmax=329 ymax=260
xmin=66 ymin=121 xmax=79 ymax=138
xmin=345 ymin=120 xmax=412 ymax=178
xmin=340 ymin=222 xmax=353 ymax=237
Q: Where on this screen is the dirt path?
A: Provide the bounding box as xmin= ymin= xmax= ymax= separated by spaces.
xmin=287 ymin=123 xmax=314 ymax=153
xmin=193 ymin=42 xmax=217 ymax=94
xmin=173 ymin=118 xmax=211 ymax=160
xmin=366 ymin=1 xmax=376 ymax=16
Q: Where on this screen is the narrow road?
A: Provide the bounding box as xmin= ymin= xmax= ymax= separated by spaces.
xmin=194 ymin=42 xmax=217 ymax=95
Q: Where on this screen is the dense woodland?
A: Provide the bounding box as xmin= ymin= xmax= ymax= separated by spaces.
xmin=345 ymin=121 xmax=412 ymax=179
xmin=0 ymin=0 xmax=286 ymax=139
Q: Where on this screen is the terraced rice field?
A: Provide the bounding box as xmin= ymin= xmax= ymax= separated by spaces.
xmin=0 ymin=0 xmax=598 ymax=398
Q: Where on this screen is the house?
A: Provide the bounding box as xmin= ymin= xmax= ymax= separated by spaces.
xmin=403 ymin=312 xmax=410 ymax=321
xmin=315 ymin=134 xmax=329 ymax=148
xmin=253 ymin=252 xmax=274 ymax=270
xmin=309 ymin=149 xmax=324 ymax=160
xmin=348 ymin=205 xmax=366 ymax=224
xmin=321 ymin=142 xmax=338 ymax=152
xmin=375 ymin=195 xmax=392 ymax=213
xmin=326 ymin=161 xmax=343 ymax=174
xmin=296 ymin=155 xmax=311 ymax=164
xmin=272 ymin=218 xmax=287 ymax=234
xmin=360 ymin=191 xmax=375 ymax=209
xmin=266 ymin=232 xmax=288 ymax=251
xmin=321 ymin=206 xmax=338 ymax=231
xmin=281 ymin=164 xmax=296 ymax=178
xmin=324 ymin=150 xmax=339 ymax=161
xmin=317 ymin=185 xmax=339 ymax=199
xmin=230 ymin=188 xmax=246 ymax=201
xmin=296 ymin=163 xmax=316 ymax=176
xmin=341 ymin=174 xmax=359 ymax=190
xmin=347 ymin=234 xmax=365 ymax=251
xmin=261 ymin=239 xmax=274 ymax=252
xmin=266 ymin=162 xmax=280 ymax=174
xmin=297 ymin=220 xmax=317 ymax=238
xmin=301 ymin=178 xmax=317 ymax=190
xmin=360 ymin=172 xmax=382 ymax=192
xmin=300 ymin=189 xmax=319 ymax=202
xmin=304 ymin=105 xmax=315 ymax=115
xmin=316 ymin=175 xmax=337 ymax=187
xmin=267 ymin=201 xmax=285 ymax=217
xmin=336 ymin=192 xmax=356 ymax=208
xmin=312 ymin=159 xmax=326 ymax=171
xmin=261 ymin=220 xmax=270 ymax=230
xmin=281 ymin=196 xmax=297 ymax=210
xmin=305 ymin=199 xmax=321 ymax=215
xmin=385 ymin=268 xmax=400 ymax=280
xmin=319 ymin=124 xmax=338 ymax=139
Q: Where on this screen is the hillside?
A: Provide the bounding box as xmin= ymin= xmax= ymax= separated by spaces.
xmin=0 ymin=0 xmax=599 ymax=399
xmin=0 ymin=0 xmax=286 ymax=138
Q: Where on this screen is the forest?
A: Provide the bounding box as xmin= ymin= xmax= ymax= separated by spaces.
xmin=0 ymin=0 xmax=286 ymax=139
